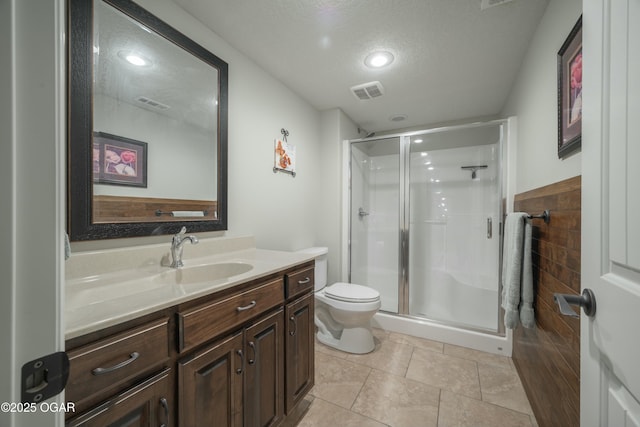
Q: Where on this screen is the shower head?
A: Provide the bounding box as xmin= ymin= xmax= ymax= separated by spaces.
xmin=461 ymin=165 xmax=488 ymax=180
xmin=357 ymin=127 xmax=376 ymax=138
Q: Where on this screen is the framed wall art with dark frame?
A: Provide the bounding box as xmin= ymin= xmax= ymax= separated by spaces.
xmin=93 ymin=131 xmax=148 ymax=187
xmin=557 ymin=15 xmax=582 ymax=159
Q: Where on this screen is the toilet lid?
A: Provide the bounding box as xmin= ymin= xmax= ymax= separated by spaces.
xmin=324 ymin=282 xmax=380 ymax=303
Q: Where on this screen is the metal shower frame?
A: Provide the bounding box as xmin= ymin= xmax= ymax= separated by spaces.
xmin=346 ymin=119 xmax=507 ymax=336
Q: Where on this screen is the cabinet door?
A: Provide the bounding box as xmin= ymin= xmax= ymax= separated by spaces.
xmin=178 ymin=332 xmax=244 ymax=427
xmin=244 ymin=309 xmax=284 ymax=427
xmin=66 ymin=368 xmax=172 ymax=427
xmin=285 ymin=293 xmax=315 ymax=414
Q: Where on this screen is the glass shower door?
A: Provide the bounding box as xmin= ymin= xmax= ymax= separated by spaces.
xmin=350 ymin=137 xmax=401 ymax=313
xmin=407 ymin=125 xmax=502 ymax=331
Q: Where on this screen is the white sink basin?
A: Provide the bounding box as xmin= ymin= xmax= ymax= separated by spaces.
xmin=155 ymin=262 xmax=254 ymax=285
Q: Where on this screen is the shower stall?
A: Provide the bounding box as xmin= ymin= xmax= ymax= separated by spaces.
xmin=348 ymin=121 xmax=507 ymax=352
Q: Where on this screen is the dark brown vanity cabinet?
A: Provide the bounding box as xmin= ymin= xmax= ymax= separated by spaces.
xmin=244 ymin=309 xmax=285 ymax=427
xmin=178 ymin=331 xmax=244 ymax=427
xmin=65 ymin=261 xmax=314 ymax=427
xmin=284 ymin=267 xmax=315 ymax=414
xmin=65 ymin=318 xmax=173 ymax=426
xmin=178 ymin=309 xmax=284 ymax=427
xmin=66 ymin=368 xmax=172 ymax=427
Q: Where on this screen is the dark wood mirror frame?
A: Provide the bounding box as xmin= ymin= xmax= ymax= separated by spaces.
xmin=68 ymin=0 xmax=228 ymax=241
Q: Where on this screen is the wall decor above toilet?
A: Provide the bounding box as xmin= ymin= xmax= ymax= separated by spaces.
xmin=274 ymin=128 xmax=296 ymax=177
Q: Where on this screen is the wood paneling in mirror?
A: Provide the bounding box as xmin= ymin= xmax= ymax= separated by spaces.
xmin=512 ymin=175 xmax=581 ymax=427
xmin=93 ymin=196 xmax=217 ymax=223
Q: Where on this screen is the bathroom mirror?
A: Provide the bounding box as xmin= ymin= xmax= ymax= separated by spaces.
xmin=68 ymin=0 xmax=228 ymax=240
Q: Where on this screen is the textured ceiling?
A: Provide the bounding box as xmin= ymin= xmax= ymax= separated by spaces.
xmin=172 ymin=0 xmax=550 ymax=132
xmin=95 ymin=0 xmax=219 ymax=132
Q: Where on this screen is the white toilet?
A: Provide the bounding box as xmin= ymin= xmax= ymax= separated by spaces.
xmin=298 ymin=247 xmax=381 ymax=354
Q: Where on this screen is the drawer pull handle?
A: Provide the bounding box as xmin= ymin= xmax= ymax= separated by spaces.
xmin=91 ymin=352 xmax=139 ymax=375
xmin=236 ymin=300 xmax=256 ymax=312
xmin=297 ymin=277 xmax=311 ymax=285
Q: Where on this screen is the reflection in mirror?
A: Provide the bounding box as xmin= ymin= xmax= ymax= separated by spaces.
xmin=68 ymin=0 xmax=228 ymax=240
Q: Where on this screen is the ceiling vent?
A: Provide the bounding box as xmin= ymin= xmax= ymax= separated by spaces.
xmin=350 ymin=81 xmax=385 ymax=100
xmin=480 ymin=0 xmax=515 ymax=10
xmin=135 ymin=96 xmax=170 ymax=111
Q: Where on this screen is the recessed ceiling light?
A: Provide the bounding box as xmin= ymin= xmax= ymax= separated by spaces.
xmin=389 ymin=114 xmax=407 ymax=122
xmin=117 ymin=50 xmax=152 ymax=67
xmin=365 ymin=51 xmax=394 ymax=68
xmin=414 ymin=139 xmax=424 ymax=143
xmin=126 ymin=55 xmax=147 ymax=66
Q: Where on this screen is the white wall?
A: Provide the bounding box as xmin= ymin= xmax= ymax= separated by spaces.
xmin=94 ymin=94 xmax=215 ymax=200
xmin=73 ymin=0 xmax=331 ymax=253
xmin=501 ymin=0 xmax=582 ymax=193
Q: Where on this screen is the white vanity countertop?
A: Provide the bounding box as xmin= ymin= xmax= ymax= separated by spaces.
xmin=65 ymin=243 xmax=315 ymax=340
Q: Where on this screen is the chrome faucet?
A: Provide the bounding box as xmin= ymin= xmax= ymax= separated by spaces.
xmin=170 ymin=227 xmax=199 ymax=268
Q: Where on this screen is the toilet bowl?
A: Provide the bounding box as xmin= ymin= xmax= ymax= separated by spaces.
xmin=297 ymin=247 xmax=381 ymax=354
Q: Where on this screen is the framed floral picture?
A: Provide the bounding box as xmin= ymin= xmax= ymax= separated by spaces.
xmin=557 ymin=15 xmax=582 ymax=159
xmin=93 ymin=132 xmax=148 ymax=187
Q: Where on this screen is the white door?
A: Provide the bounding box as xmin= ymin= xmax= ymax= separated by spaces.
xmin=582 ymin=0 xmax=640 ymax=425
xmin=0 ymin=1 xmax=66 ymax=426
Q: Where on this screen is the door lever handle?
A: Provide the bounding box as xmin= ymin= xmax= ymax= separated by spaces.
xmin=553 ymin=289 xmax=596 ymax=318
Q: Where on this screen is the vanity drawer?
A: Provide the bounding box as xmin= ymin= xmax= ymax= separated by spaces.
xmin=285 ymin=266 xmax=314 ymax=299
xmin=178 ymin=278 xmax=284 ymax=352
xmin=66 ymin=318 xmax=170 ymax=410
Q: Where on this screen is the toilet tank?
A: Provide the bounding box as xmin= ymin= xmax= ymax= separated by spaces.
xmin=296 ymin=247 xmax=328 ymax=291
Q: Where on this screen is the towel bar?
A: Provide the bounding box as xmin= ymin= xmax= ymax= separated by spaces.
xmin=527 ymin=210 xmax=550 ymax=224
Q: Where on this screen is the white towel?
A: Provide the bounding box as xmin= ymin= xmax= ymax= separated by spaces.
xmin=171 ymin=211 xmax=205 ymax=217
xmin=501 ymin=213 xmax=535 ymax=329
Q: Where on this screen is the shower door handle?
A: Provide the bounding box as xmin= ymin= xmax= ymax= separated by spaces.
xmin=487 ymin=217 xmax=492 ymax=239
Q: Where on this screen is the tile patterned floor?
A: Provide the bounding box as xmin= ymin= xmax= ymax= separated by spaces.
xmin=289 ymin=329 xmax=538 ymax=427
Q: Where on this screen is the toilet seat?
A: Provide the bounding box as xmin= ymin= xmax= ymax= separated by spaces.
xmin=324 ymin=282 xmax=380 ymax=303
